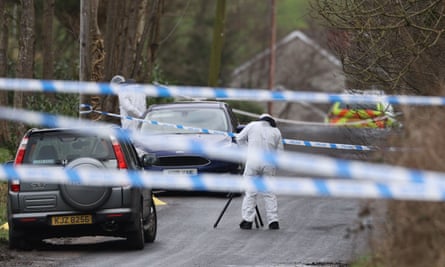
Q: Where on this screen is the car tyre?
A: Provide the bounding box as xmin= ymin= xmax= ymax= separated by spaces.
xmin=144 ymin=196 xmax=157 ymax=243
xmin=8 ymin=228 xmax=43 ymax=251
xmin=127 ymin=205 xmax=145 ymax=250
xmin=8 ymin=227 xmax=28 ymax=251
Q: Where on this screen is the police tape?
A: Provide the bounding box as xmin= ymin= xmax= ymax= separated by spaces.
xmin=2 ymin=165 xmax=445 ymax=202
xmin=80 ymin=104 xmax=374 ymax=151
xmin=282 ymin=139 xmax=372 ymax=151
xmin=0 ymin=106 xmax=437 ymax=186
xmin=1 ymin=77 xmax=445 ymax=105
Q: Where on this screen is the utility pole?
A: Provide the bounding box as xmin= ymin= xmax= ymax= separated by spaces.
xmin=208 ymin=0 xmax=226 ymax=87
xmin=268 ymin=0 xmax=276 ymax=115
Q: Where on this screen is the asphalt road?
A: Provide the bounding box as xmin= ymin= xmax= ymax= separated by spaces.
xmin=55 ymin=194 xmax=371 ymax=267
xmin=4 ymin=125 xmax=393 ymax=266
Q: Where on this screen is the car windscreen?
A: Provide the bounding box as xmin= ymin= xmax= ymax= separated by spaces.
xmin=140 ymin=108 xmax=229 ymax=134
xmin=23 ymin=131 xmax=115 ymax=164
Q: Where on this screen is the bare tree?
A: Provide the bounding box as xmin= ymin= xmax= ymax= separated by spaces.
xmin=311 ymin=2 xmax=445 ymax=266
xmin=101 ymin=0 xmax=163 ymax=125
xmin=311 ymin=0 xmax=445 ymax=95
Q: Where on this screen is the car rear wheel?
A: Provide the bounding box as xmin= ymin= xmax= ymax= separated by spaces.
xmin=61 ymin=157 xmax=112 ymax=211
xmin=8 ymin=227 xmax=27 ymax=250
xmin=9 ymin=227 xmax=43 ymax=251
xmin=126 ymin=205 xmax=145 ymax=250
xmin=144 ymin=196 xmax=157 ymax=243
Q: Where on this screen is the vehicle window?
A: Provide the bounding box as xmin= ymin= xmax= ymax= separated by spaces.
xmin=141 ymin=108 xmax=229 ymax=134
xmin=24 ymin=132 xmax=115 ymax=164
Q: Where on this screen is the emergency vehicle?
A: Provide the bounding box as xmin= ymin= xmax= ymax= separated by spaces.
xmin=325 ymin=90 xmax=398 ymax=128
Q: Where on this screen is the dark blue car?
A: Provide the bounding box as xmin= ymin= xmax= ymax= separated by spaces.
xmin=137 ymin=101 xmax=242 ymax=176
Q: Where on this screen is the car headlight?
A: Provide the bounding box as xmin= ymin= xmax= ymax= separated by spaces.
xmin=142 ymin=153 xmax=158 ymax=166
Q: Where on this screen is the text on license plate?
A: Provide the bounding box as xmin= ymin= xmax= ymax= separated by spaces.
xmin=163 ymin=169 xmax=198 ymax=175
xmin=51 ymin=215 xmax=93 ymax=226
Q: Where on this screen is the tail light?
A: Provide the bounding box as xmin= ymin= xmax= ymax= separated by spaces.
xmin=110 ymin=136 xmax=128 ymax=169
xmin=11 ymin=136 xmax=28 ymax=192
xmin=14 ymin=137 xmax=28 ymax=165
xmin=10 ymin=180 xmax=20 ymax=192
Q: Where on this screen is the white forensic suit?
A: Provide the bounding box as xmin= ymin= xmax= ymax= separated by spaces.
xmin=118 ymin=83 xmax=146 ymax=130
xmin=236 ymin=115 xmax=283 ymax=227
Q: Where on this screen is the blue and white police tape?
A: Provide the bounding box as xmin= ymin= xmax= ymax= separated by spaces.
xmin=282 ymin=139 xmax=372 ymax=151
xmin=1 ymin=77 xmax=445 ymax=105
xmin=3 ymin=165 xmax=445 ymax=202
xmin=80 ymin=103 xmax=374 ymax=151
xmin=0 ymin=106 xmax=437 ymax=185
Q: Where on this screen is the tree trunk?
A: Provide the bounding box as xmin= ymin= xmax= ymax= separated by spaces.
xmin=208 ymin=0 xmax=226 ymax=87
xmin=42 ymin=0 xmax=54 ymax=80
xmin=42 ymin=0 xmax=55 ymax=102
xmin=146 ymin=0 xmax=163 ymax=82
xmin=104 ymin=1 xmax=126 ymax=79
xmin=79 ymin=0 xmax=91 ymax=119
xmin=15 ymin=0 xmax=35 ymax=140
xmin=102 ymin=1 xmax=138 ymax=124
xmin=0 ymin=0 xmax=11 ymax=145
xmin=133 ymin=0 xmax=163 ymax=82
xmin=89 ymin=0 xmax=105 ymax=121
xmin=102 ymin=1 xmax=126 ymax=125
xmin=102 ymin=1 xmax=161 ymax=124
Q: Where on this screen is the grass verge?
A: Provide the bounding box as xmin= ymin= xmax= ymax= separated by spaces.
xmin=0 ymin=148 xmax=12 ymax=241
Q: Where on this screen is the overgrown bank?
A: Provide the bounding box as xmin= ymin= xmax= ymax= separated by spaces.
xmin=370 ymin=90 xmax=445 ymax=266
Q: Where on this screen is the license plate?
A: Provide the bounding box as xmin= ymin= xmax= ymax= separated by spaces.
xmin=163 ymin=169 xmax=198 ymax=175
xmin=51 ymin=214 xmax=93 ymax=226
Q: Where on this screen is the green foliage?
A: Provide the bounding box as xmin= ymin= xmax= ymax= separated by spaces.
xmin=53 ymin=59 xmax=80 ymax=81
xmin=0 ymin=148 xmax=12 ymax=164
xmin=0 ymin=195 xmax=6 ymax=240
xmin=276 ymin=0 xmax=309 ymax=35
xmin=0 ymin=149 xmax=9 ymax=238
xmin=0 ymin=93 xmax=81 ymax=150
xmin=147 ymin=97 xmax=174 ymax=107
xmin=26 ymin=93 xmax=79 ymax=118
xmin=0 ymin=142 xmax=15 ymax=164
xmin=158 ymin=0 xmax=310 ymax=87
xmin=350 ymin=256 xmax=376 ymax=267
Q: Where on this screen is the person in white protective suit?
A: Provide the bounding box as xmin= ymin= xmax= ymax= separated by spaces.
xmin=236 ymin=113 xmax=283 ymax=230
xmin=111 ymin=75 xmax=147 ymax=130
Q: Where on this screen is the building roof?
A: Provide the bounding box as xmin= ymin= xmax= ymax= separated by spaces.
xmin=232 ymin=30 xmax=341 ymax=77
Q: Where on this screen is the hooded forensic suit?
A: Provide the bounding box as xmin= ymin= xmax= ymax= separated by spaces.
xmin=236 ymin=114 xmax=283 ymax=228
xmin=111 ymin=75 xmax=147 ymax=130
